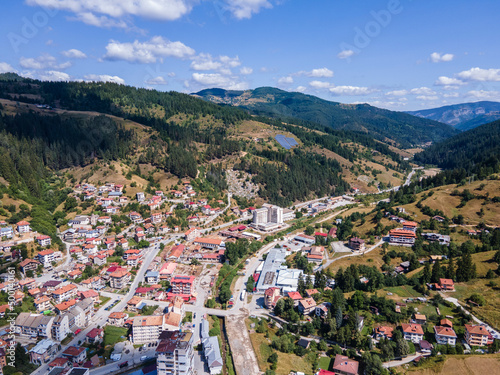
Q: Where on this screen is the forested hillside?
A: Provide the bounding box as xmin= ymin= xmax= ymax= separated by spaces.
xmin=194 ymin=87 xmax=459 ymax=147
xmin=0 ymin=74 xmax=414 ymax=205
xmin=414 ymin=119 xmax=500 ymax=176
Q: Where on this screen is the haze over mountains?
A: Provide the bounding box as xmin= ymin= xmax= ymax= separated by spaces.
xmin=407 ymin=101 xmax=500 ymax=132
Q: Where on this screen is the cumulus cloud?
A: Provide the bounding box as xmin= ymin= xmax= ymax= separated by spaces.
xmin=329 ymin=85 xmax=375 ymax=96
xmin=70 ymin=12 xmax=128 ymax=28
xmin=410 ymin=87 xmax=436 ymax=95
xmin=83 ymin=74 xmax=125 ymax=84
xmin=278 ymin=76 xmax=294 ymax=85
xmin=443 ymin=92 xmax=460 ymax=98
xmin=20 ymin=54 xmax=71 ymax=70
xmin=192 ymin=73 xmax=247 ymax=90
xmin=309 ymin=80 xmax=331 ymax=89
xmin=435 ymin=76 xmax=464 ymax=86
xmin=224 ymin=0 xmax=272 ymax=19
xmin=297 ymin=68 xmax=333 ymax=78
xmin=104 ymin=36 xmax=195 ymax=63
xmin=26 ymin=0 xmax=195 ymax=24
xmin=295 ymin=86 xmax=306 ymax=93
xmin=430 ymin=52 xmax=454 ymax=63
xmin=457 ymin=67 xmax=500 ymax=82
xmin=0 ymin=62 xmax=15 ymax=73
xmin=190 ymin=54 xmax=240 ymax=72
xmin=61 ymin=49 xmax=87 ymax=59
xmin=337 ymin=49 xmax=354 ymax=59
xmin=37 ymin=70 xmax=71 ymax=81
xmin=386 ymin=90 xmax=408 ymax=96
xmin=145 ymin=76 xmax=168 ymax=85
xmin=240 ymin=67 xmax=253 ymax=75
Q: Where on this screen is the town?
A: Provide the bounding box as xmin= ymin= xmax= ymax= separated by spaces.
xmin=0 ymin=172 xmax=498 ymax=375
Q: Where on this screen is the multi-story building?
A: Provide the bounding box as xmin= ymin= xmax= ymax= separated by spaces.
xmin=171 ymin=276 xmax=195 ymax=295
xmin=15 ymin=313 xmax=54 ymax=339
xmin=62 ymin=346 xmax=87 ymax=365
xmin=298 ymin=298 xmax=317 ymax=315
xmin=434 ymin=326 xmax=457 ymax=346
xmin=465 ymin=324 xmax=492 ymax=347
xmin=52 ymin=284 xmax=78 ymax=304
xmin=51 ymin=314 xmax=70 ymax=342
xmin=37 ymin=249 xmax=56 ymax=267
xmin=29 ymin=338 xmax=58 ymax=365
xmin=34 ymin=295 xmax=52 ymax=312
xmin=36 ymin=235 xmax=52 ymax=247
xmin=193 ymin=238 xmax=223 ymax=250
xmin=16 ymin=220 xmax=31 ymax=234
xmin=108 ymin=312 xmax=129 ymax=326
xmin=348 ymin=237 xmax=365 ymax=251
xmin=401 ymin=323 xmax=424 ymax=344
xmin=156 ymin=331 xmax=194 ymax=375
xmin=132 ymin=315 xmax=165 ymax=344
xmin=19 ymin=258 xmax=41 ymax=275
xmin=109 ymin=269 xmax=131 ymax=289
xmin=389 ymin=229 xmax=417 ymax=245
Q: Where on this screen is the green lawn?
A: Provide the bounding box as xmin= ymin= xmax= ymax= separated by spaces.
xmin=384 ymin=285 xmax=422 ymax=298
xmin=104 ymin=326 xmax=128 ymax=347
xmin=97 ymin=296 xmax=111 ymax=307
xmin=318 ymin=356 xmax=332 ymax=371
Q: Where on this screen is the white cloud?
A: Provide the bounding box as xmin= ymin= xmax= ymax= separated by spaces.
xmin=309 ymin=80 xmax=331 ymax=89
xmin=466 ymin=90 xmax=500 ymax=100
xmin=240 ymin=67 xmax=253 ymax=75
xmin=416 ymin=95 xmax=439 ymax=101
xmin=37 ymin=70 xmax=71 ymax=81
xmin=337 ymin=49 xmax=354 ymax=59
xmin=20 ymin=54 xmax=71 ymax=70
xmin=457 ymin=67 xmax=500 ymax=82
xmin=443 ymin=92 xmax=459 ymax=98
xmin=26 ymin=0 xmax=195 ymax=24
xmin=192 ymin=73 xmax=247 ymax=90
xmin=278 ymin=76 xmax=294 ymax=85
xmin=190 ymin=54 xmax=241 ymax=73
xmin=70 ymin=12 xmax=128 ymax=28
xmin=0 ymin=62 xmax=15 ymax=73
xmin=435 ymin=76 xmax=464 ymax=86
xmin=297 ymin=68 xmax=334 ymax=78
xmin=104 ymin=36 xmax=195 ymax=63
xmin=61 ymin=49 xmax=87 ymax=59
xmin=410 ymin=87 xmax=436 ymax=95
xmin=386 ymin=89 xmax=408 ymax=96
xmin=295 ymin=86 xmax=306 ymax=93
xmin=430 ymin=52 xmax=454 ymax=63
xmin=330 ymin=85 xmax=375 ymax=96
xmin=308 ymin=68 xmax=334 ymax=78
xmin=83 ymin=74 xmax=125 ymax=84
xmin=145 ymin=76 xmax=167 ymax=85
xmin=224 ymin=0 xmax=272 ymax=19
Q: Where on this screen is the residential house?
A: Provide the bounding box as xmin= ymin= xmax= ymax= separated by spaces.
xmin=348 ymin=237 xmax=365 ymax=251
xmin=37 ymin=249 xmax=56 ymax=267
xmin=19 ymin=259 xmax=41 ymax=275
xmin=315 ymin=302 xmax=332 ymax=318
xmin=145 ymin=271 xmax=159 ymax=284
xmin=29 ymin=338 xmax=58 ymax=365
xmin=52 ymin=284 xmax=78 ymax=304
xmin=34 ymin=295 xmax=52 ymax=312
xmin=465 ymin=324 xmax=492 ymax=347
xmin=16 ymin=221 xmax=31 ymax=234
xmin=109 ymin=269 xmax=131 ymax=289
xmin=287 ymin=291 xmax=302 ymax=306
xmin=402 ymin=323 xmax=424 ymax=344
xmin=168 ymin=245 xmax=185 ymax=260
xmin=86 ymin=328 xmax=103 ymax=344
xmin=402 ymin=221 xmax=418 ymax=232
xmin=62 ymin=346 xmax=87 ymax=365
xmin=36 ymin=235 xmax=52 ymax=247
xmin=159 ymin=262 xmax=177 ymax=280
xmin=264 ymin=287 xmax=281 ymax=309
xmin=434 ymin=326 xmax=457 ymax=346
xmin=15 ymin=313 xmax=54 ymax=339
xmin=298 ymin=298 xmax=317 ymax=315
xmin=373 ymin=326 xmax=394 ymax=340
xmin=332 ymin=354 xmax=359 ymax=375
xmin=108 ymin=312 xmax=129 ymax=326
xmin=437 ymin=278 xmax=455 ymax=291
xmin=413 ymin=314 xmax=427 ymax=325
xmin=127 ymin=296 xmax=143 ymax=312
xmin=193 ymin=238 xmax=223 ymax=250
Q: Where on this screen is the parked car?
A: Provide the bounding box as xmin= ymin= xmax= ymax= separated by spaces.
xmin=118 ymin=361 xmax=128 ymax=369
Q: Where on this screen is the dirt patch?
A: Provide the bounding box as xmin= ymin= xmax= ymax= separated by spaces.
xmin=406 ymin=355 xmax=500 ymax=375
xmin=225 ymin=314 xmax=260 ymax=375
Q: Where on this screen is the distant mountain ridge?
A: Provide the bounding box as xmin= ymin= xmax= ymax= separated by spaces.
xmin=406 ymin=101 xmax=500 ymax=131
xmin=193 ymin=87 xmax=459 ymax=148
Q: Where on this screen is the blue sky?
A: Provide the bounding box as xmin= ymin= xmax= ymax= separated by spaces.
xmin=1 ymin=0 xmax=500 ymax=110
